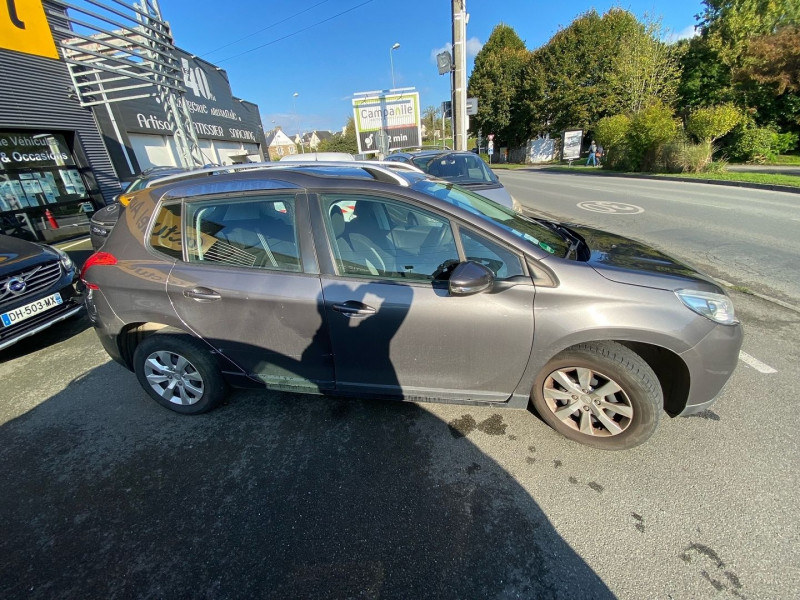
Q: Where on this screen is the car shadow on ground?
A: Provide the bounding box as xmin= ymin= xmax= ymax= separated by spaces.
xmin=0 ymin=360 xmax=613 ymax=599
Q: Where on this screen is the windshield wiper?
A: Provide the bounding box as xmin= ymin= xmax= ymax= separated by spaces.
xmin=517 ymin=214 xmax=585 ymax=259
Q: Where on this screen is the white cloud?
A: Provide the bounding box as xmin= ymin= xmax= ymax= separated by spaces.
xmin=665 ymin=24 xmax=699 ymax=43
xmin=466 ymin=37 xmax=483 ymax=58
xmin=430 ymin=37 xmax=483 ymax=63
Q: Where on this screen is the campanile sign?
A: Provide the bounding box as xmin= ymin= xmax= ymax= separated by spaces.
xmin=352 ymin=89 xmax=421 ymax=155
xmin=0 ymin=0 xmax=59 ymax=59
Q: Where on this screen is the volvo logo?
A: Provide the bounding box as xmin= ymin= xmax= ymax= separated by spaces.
xmin=7 ymin=277 xmax=27 ymax=294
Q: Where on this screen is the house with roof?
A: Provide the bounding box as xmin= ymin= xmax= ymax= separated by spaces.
xmin=264 ymin=127 xmax=298 ymax=161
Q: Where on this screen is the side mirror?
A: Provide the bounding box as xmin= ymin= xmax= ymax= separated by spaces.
xmin=448 ymin=261 xmax=494 ymax=296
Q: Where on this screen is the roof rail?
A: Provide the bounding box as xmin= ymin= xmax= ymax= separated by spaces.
xmin=147 ymin=160 xmax=423 ymax=188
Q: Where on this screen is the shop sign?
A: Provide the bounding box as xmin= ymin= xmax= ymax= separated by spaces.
xmin=114 ymin=49 xmax=264 ymax=145
xmin=0 ymin=132 xmax=74 ymax=168
xmin=0 ymin=0 xmax=59 ymax=60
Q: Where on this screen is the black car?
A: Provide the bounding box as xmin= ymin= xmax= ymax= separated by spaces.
xmin=0 ymin=234 xmax=82 ymax=351
xmin=90 ymin=167 xmax=186 ymax=250
xmin=385 ymin=150 xmax=518 ymax=210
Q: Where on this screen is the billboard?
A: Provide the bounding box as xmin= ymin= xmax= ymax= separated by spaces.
xmin=352 ymin=90 xmax=421 ymax=154
xmin=562 ymin=130 xmax=584 ymax=161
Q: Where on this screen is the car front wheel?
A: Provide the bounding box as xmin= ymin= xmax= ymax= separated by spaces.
xmin=133 ymin=333 xmax=227 ymax=414
xmin=531 ymin=342 xmax=662 ymax=450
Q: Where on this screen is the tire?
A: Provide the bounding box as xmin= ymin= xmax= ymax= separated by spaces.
xmin=530 ymin=342 xmax=662 ymax=450
xmin=133 ymin=333 xmax=227 ymax=415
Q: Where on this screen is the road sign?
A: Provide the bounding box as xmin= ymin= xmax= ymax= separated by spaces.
xmin=466 ymin=98 xmax=478 ymax=116
xmin=375 ymin=129 xmax=390 ymax=155
xmin=1 ymin=0 xmax=59 ymax=59
xmin=488 ymin=140 xmax=494 ymax=155
xmin=442 ymin=100 xmax=452 ymax=119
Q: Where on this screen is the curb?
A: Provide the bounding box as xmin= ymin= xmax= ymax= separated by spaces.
xmin=524 ymin=167 xmax=800 ymax=195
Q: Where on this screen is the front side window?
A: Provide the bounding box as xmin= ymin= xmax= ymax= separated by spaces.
xmin=460 ymin=229 xmax=524 ymax=279
xmin=184 ymin=195 xmax=300 ymax=271
xmin=322 ymin=194 xmax=458 ymax=281
xmin=412 ymin=180 xmax=570 ymax=257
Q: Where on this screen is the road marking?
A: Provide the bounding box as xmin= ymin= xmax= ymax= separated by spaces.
xmin=57 ymin=237 xmax=91 ymax=250
xmin=576 ymin=201 xmax=644 ymax=214
xmin=739 ymin=351 xmax=777 ymax=374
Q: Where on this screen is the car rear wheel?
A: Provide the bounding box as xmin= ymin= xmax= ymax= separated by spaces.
xmin=133 ymin=333 xmax=227 ymax=414
xmin=531 ymin=342 xmax=662 ymax=450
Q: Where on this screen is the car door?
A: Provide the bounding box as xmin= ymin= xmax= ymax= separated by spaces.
xmin=163 ymin=191 xmax=334 ymax=392
xmin=315 ymin=192 xmax=535 ymax=402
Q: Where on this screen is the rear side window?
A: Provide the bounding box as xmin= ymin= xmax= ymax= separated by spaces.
xmin=184 ymin=195 xmax=300 ymax=271
xmin=149 ymin=204 xmax=183 ymax=260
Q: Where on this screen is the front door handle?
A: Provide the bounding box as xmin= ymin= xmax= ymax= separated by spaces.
xmin=332 ymin=301 xmax=376 ymax=318
xmin=184 ymin=287 xmax=221 ymax=302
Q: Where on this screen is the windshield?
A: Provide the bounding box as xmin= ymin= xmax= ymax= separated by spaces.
xmin=418 ymin=153 xmax=499 ymax=185
xmin=412 ymin=181 xmax=570 ymax=257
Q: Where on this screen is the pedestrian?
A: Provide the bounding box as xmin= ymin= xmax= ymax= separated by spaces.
xmin=586 ymin=140 xmax=597 ymax=166
xmin=596 ymin=144 xmax=604 ymax=166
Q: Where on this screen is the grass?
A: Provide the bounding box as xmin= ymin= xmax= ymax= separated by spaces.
xmin=652 ymin=171 xmax=800 ymax=188
xmin=491 ymin=161 xmax=800 ymax=188
xmin=767 ymin=154 xmax=800 ymax=166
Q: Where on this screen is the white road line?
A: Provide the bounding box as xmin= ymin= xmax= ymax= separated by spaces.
xmin=739 ymin=351 xmax=778 ymax=374
xmin=57 ymin=237 xmax=91 ymax=250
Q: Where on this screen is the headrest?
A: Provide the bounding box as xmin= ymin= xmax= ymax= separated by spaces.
xmin=330 ymin=205 xmax=345 ymax=237
xmin=224 ymin=202 xmax=260 ymax=221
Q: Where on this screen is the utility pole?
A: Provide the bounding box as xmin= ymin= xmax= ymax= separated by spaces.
xmin=451 ymin=0 xmax=468 ymax=151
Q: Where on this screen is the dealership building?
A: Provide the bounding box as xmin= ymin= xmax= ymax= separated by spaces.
xmin=0 ymin=1 xmax=267 ymax=243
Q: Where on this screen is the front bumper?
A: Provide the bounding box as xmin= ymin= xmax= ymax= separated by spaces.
xmin=0 ymin=283 xmax=83 ymax=351
xmin=677 ymin=321 xmax=744 ymax=415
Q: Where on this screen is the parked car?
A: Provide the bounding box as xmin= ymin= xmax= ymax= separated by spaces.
xmin=280 ymin=152 xmax=355 ymax=162
xmin=385 ymin=150 xmax=519 ymax=210
xmin=80 ymin=161 xmax=742 ymax=450
xmin=90 ymin=167 xmax=186 ymax=250
xmin=1 ymin=234 xmax=82 ymax=351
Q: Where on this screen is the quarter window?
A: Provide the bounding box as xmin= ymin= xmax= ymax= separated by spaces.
xmin=149 ymin=204 xmax=183 ymax=260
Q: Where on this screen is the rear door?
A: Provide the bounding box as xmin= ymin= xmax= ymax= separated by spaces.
xmin=161 ymin=191 xmax=334 ymax=392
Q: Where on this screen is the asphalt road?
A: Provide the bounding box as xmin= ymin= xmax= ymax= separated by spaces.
xmin=1 ymin=173 xmax=799 ymax=599
xmin=498 ymin=169 xmax=800 ymax=307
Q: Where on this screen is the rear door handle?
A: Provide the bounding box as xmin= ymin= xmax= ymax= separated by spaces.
xmin=184 ymin=287 xmax=221 ymax=302
xmin=332 ymin=301 xmax=376 ymax=317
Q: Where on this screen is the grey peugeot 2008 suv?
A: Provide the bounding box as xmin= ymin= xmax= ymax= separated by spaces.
xmin=80 ymin=162 xmax=743 ymax=450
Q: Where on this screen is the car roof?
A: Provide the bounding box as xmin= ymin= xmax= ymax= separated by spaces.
xmin=146 ymin=161 xmax=426 ymax=193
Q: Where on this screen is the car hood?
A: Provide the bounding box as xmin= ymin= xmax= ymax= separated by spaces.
xmin=566 ymin=224 xmax=723 ymax=293
xmin=460 ymin=183 xmax=514 ymax=209
xmin=0 ymin=235 xmax=57 ymax=274
xmin=90 ymin=203 xmax=121 ymax=226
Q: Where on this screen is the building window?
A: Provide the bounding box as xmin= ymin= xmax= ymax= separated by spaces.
xmin=0 ymin=132 xmax=92 ymax=241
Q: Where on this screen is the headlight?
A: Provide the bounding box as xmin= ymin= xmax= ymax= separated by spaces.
xmin=54 ymin=247 xmax=74 ymax=272
xmin=676 ymin=289 xmax=737 ymax=325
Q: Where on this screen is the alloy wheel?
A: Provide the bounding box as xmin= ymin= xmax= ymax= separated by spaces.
xmin=542 ymin=366 xmax=634 ymax=437
xmin=143 ymin=350 xmax=205 ymax=405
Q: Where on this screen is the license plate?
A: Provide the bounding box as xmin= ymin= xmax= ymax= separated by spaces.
xmin=2 ymin=293 xmax=63 ymax=327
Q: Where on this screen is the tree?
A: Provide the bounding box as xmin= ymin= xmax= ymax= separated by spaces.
xmin=686 ymin=104 xmax=742 ymax=142
xmin=736 ymin=26 xmax=800 ymax=94
xmin=467 ymin=24 xmax=530 ymax=147
xmin=317 ymin=117 xmax=358 ymax=155
xmin=609 ymin=17 xmax=682 ymax=114
xmin=529 ymin=9 xmax=653 ymax=133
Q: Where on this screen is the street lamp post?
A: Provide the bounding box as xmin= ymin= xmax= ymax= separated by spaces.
xmin=389 ymin=42 xmax=400 ymax=89
xmin=292 ymin=91 xmax=304 ymax=154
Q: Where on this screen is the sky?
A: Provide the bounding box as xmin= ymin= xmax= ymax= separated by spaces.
xmin=163 ymin=0 xmax=705 ymax=136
